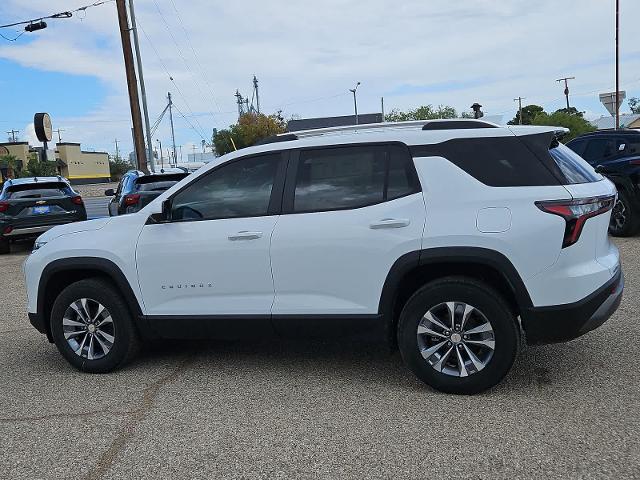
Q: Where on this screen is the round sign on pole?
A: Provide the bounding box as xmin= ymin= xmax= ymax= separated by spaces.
xmin=34 ymin=113 xmax=53 ymax=142
xmin=0 ymin=146 xmax=9 ymax=156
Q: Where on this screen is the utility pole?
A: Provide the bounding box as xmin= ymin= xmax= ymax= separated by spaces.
xmin=128 ymin=0 xmax=154 ymax=172
xmin=556 ymin=76 xmax=575 ymax=110
xmin=116 ymin=0 xmax=148 ymax=173
xmin=615 ymin=0 xmax=620 ymax=130
xmin=253 ymin=75 xmax=260 ymax=114
xmin=55 ymin=129 xmax=65 ymax=142
xmin=114 ymin=139 xmax=120 ymax=161
xmin=381 ymin=97 xmax=385 ymax=121
xmin=156 ymin=139 xmax=163 ymax=170
xmin=349 ymin=82 xmax=361 ymax=125
xmin=7 ymin=129 xmax=19 ymax=142
xmin=167 ymin=92 xmax=177 ymax=167
xmin=513 ymin=97 xmax=526 ymax=125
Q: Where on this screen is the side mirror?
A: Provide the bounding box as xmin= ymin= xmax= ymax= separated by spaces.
xmin=146 ymin=199 xmax=171 ymax=224
xmin=104 ymin=189 xmax=115 ymax=196
xmin=595 ymin=165 xmax=606 ymax=174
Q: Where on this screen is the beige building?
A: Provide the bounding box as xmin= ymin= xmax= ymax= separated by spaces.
xmin=55 ymin=143 xmax=110 ymax=184
xmin=0 ymin=141 xmax=110 ymax=184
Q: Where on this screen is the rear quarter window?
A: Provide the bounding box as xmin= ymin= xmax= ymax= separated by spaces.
xmin=410 ymin=136 xmax=561 ymax=187
xmin=548 ymin=141 xmax=602 ymax=184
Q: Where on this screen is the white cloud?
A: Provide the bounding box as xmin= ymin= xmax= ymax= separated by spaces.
xmin=1 ymin=0 xmax=639 ymax=154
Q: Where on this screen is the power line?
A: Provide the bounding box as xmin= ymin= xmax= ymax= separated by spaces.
xmin=0 ymin=30 xmax=25 ymax=41
xmin=136 ymin=21 xmax=208 ymax=139
xmin=0 ymin=0 xmax=114 ymax=29
xmin=172 ymin=104 xmax=207 ymax=142
xmin=167 ymin=0 xmax=222 ymax=112
xmin=151 ymin=0 xmax=220 ymax=118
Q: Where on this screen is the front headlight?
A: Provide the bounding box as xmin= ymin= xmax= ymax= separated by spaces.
xmin=32 ymin=240 xmax=47 ymax=253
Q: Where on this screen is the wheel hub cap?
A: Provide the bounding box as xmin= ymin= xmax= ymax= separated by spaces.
xmin=62 ymin=298 xmax=115 ymax=360
xmin=416 ymin=301 xmax=496 ymax=377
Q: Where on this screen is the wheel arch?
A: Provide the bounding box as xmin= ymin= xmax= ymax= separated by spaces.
xmin=37 ymin=257 xmax=143 ymax=342
xmin=379 ymin=247 xmax=533 ymax=348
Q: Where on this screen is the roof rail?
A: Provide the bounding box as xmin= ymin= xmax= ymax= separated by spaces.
xmin=421 ymin=120 xmax=497 ymax=130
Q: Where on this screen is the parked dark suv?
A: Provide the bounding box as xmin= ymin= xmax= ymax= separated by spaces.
xmin=106 ymin=168 xmax=190 ymax=216
xmin=566 ymin=129 xmax=640 ymax=236
xmin=0 ymin=176 xmax=87 ymax=254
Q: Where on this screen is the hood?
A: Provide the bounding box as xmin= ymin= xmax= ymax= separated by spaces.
xmin=37 ymin=217 xmax=113 ymax=243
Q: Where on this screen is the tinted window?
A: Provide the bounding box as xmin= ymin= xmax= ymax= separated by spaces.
xmin=617 ymin=136 xmax=640 ymax=156
xmin=387 ymin=145 xmax=416 ymax=200
xmin=566 ymin=138 xmax=587 ymax=156
xmin=549 ymin=142 xmax=601 ymax=184
xmin=410 ymin=137 xmax=561 ymax=187
xmin=6 ymin=182 xmax=69 ymax=199
xmin=171 ymin=154 xmax=279 ymax=221
xmin=582 ymin=138 xmax=616 ymax=164
xmin=135 ymin=174 xmax=188 ymax=192
xmin=294 ymin=146 xmax=386 ymax=212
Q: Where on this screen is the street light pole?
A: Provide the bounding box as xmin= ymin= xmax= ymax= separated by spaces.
xmin=615 ymin=0 xmax=620 ymax=130
xmin=349 ymin=82 xmax=361 ymax=125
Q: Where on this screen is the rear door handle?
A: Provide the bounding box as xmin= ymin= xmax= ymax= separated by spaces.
xmin=369 ymin=218 xmax=411 ymax=229
xmin=228 ymin=231 xmax=263 ymax=241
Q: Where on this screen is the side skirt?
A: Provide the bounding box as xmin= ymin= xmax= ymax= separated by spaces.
xmin=138 ymin=314 xmax=384 ymax=341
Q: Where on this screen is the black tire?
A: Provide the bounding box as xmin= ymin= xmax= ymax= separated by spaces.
xmin=50 ymin=278 xmax=139 ymax=373
xmin=397 ymin=277 xmax=520 ymax=395
xmin=0 ymin=238 xmax=9 ymax=255
xmin=609 ymin=190 xmax=640 ymax=237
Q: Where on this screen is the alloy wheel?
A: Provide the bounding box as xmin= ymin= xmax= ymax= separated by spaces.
xmin=416 ymin=301 xmax=495 ymax=377
xmin=611 ymin=198 xmax=627 ymax=231
xmin=62 ymin=298 xmax=115 ymax=360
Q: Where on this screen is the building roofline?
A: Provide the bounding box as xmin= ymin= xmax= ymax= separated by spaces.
xmin=0 ymin=142 xmax=29 ymax=146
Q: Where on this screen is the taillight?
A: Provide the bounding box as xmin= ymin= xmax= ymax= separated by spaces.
xmin=71 ymin=196 xmax=84 ymax=205
xmin=630 ymin=159 xmax=640 ymax=166
xmin=3 ymin=226 xmax=12 ymax=234
xmin=0 ymin=202 xmax=9 ymax=213
xmin=536 ymin=195 xmax=615 ymax=248
xmin=123 ymin=194 xmax=140 ymax=206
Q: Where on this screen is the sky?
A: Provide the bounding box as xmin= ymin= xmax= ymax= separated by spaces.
xmin=0 ymin=0 xmax=639 ymax=158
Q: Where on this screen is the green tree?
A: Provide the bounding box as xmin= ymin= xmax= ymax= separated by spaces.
xmin=532 ymin=109 xmax=596 ymax=142
xmin=109 ymin=156 xmax=132 ymax=181
xmin=507 ymin=104 xmax=545 ymax=125
xmin=628 ymin=97 xmax=640 ymax=114
xmin=213 ymin=112 xmax=287 ymax=156
xmin=0 ymin=154 xmax=22 ymax=180
xmin=20 ymin=153 xmax=58 ymax=178
xmin=385 ymin=104 xmax=457 ymax=122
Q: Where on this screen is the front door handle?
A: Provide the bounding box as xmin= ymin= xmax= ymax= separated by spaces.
xmin=369 ymin=218 xmax=411 ymax=229
xmin=228 ymin=231 xmax=263 ymax=241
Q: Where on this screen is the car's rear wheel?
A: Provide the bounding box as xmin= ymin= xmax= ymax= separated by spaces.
xmin=0 ymin=237 xmax=9 ymax=255
xmin=50 ymin=278 xmax=139 ymax=373
xmin=397 ymin=277 xmax=520 ymax=395
xmin=609 ymin=190 xmax=640 ymax=237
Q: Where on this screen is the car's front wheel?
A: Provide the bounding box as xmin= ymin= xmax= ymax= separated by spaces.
xmin=397 ymin=277 xmax=520 ymax=395
xmin=50 ymin=278 xmax=139 ymax=373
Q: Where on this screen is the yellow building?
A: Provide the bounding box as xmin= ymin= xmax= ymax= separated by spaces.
xmin=0 ymin=141 xmax=110 ymax=185
xmin=55 ymin=143 xmax=110 ymax=184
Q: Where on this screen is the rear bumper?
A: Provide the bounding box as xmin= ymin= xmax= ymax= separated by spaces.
xmin=522 ymin=268 xmax=623 ymax=344
xmin=1 ymin=215 xmax=86 ymax=240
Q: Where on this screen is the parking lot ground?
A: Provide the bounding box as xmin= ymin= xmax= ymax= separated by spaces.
xmin=1 ymin=239 xmax=639 ymax=479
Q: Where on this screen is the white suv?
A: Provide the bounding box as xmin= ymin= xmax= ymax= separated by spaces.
xmin=23 ymin=120 xmax=624 ymax=394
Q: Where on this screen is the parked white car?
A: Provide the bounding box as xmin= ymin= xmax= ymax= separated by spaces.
xmin=24 ymin=119 xmax=623 ymax=394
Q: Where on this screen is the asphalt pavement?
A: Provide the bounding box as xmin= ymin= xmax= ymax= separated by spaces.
xmin=84 ymin=197 xmax=110 ymax=219
xmin=1 ymin=238 xmax=639 ymax=479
